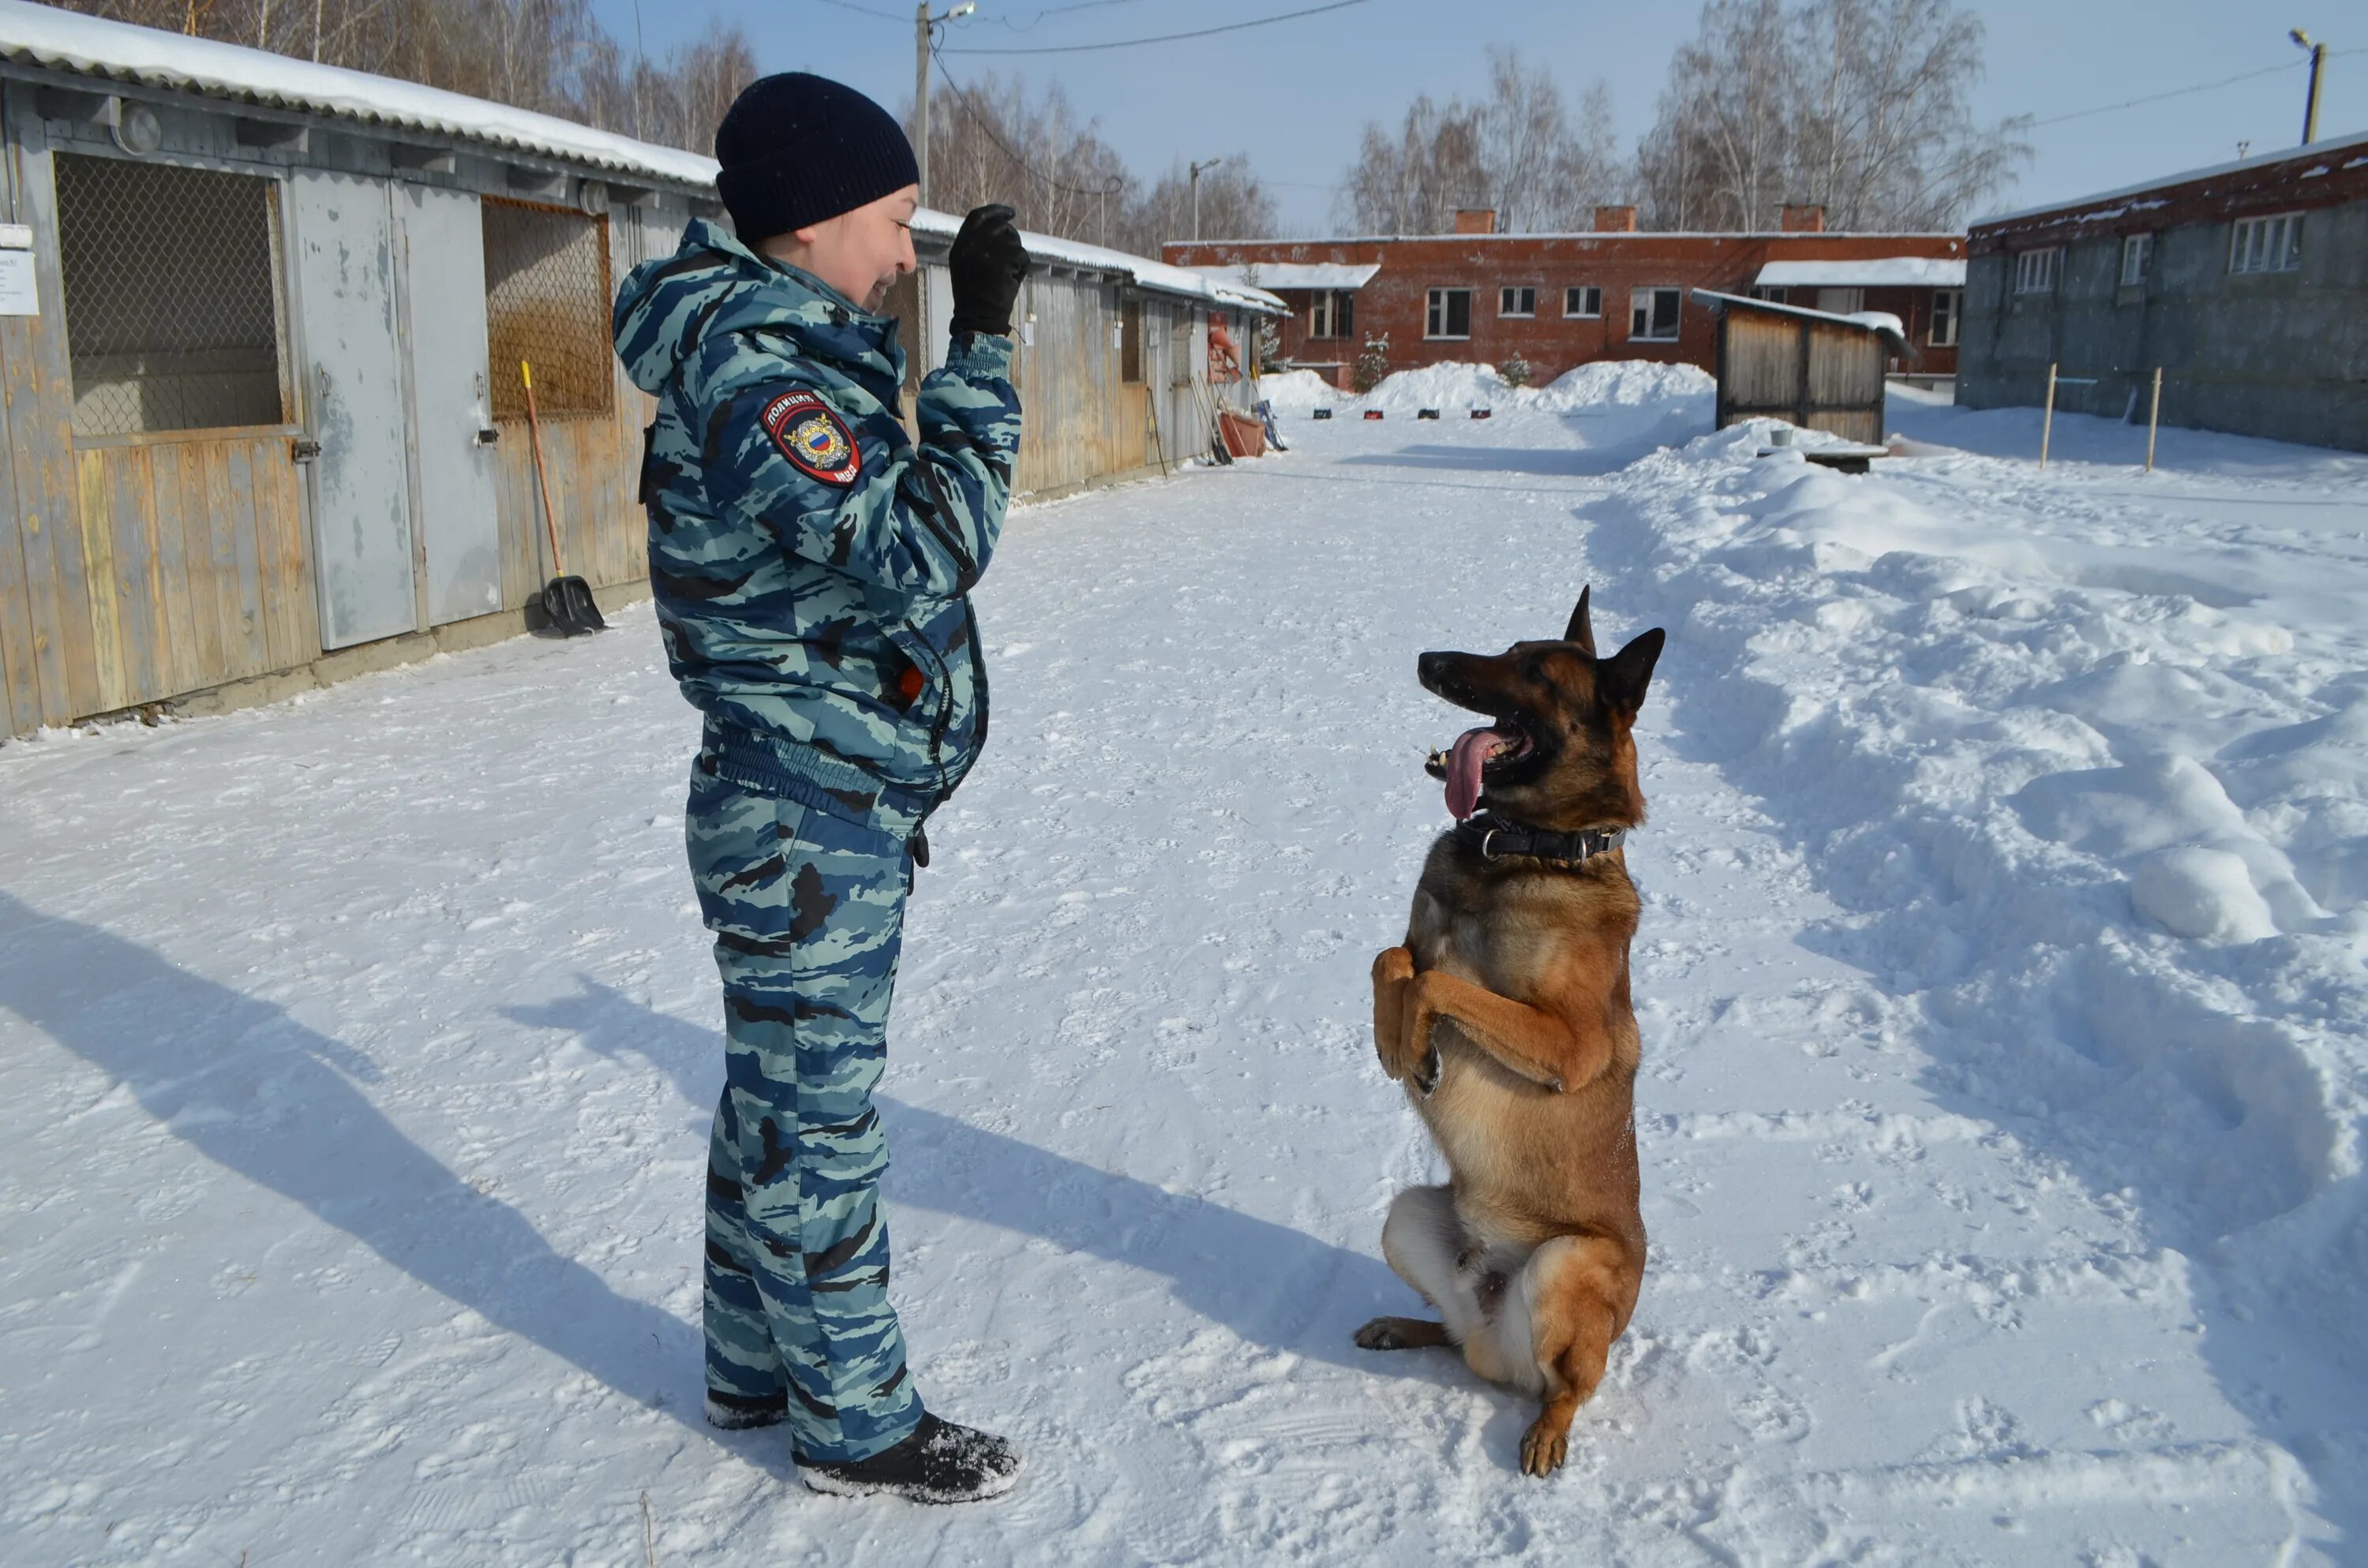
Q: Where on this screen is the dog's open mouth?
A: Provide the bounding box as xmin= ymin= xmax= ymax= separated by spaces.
xmin=1425 ymin=722 xmax=1532 ymax=820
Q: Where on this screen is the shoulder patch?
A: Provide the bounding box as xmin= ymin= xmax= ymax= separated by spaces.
xmin=760 ymin=389 xmax=861 ymax=487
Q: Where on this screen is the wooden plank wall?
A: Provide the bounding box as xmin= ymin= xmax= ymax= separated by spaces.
xmin=0 ymin=108 xmax=99 ymax=735
xmin=1715 ymin=312 xmax=1884 ymax=444
xmin=1006 ymin=271 xmax=1168 ymax=497
xmin=70 ymin=436 xmax=313 ymax=710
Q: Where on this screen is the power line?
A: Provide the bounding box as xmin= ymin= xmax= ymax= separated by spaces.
xmin=810 ymin=0 xmax=909 ymax=20
xmin=928 ymin=43 xmax=1128 ymax=200
xmin=986 ymin=0 xmax=1160 ymax=32
xmin=941 ymin=0 xmax=1372 ymax=55
xmin=2021 ymin=58 xmax=2306 ymax=131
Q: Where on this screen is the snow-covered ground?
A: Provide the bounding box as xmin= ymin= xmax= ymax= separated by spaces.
xmin=3 ymin=365 xmax=2364 ymax=1564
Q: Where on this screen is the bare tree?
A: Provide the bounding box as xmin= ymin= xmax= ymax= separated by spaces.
xmin=1114 ymin=157 xmax=1276 ymax=253
xmin=1336 ymin=52 xmax=1621 ymax=235
xmin=910 ymin=71 xmax=1135 ymax=245
xmin=1636 ymin=0 xmax=2027 ymax=230
xmin=1473 ymin=50 xmax=1621 ymax=231
xmin=1336 ymin=93 xmax=1487 ymax=234
xmin=1785 ymin=0 xmax=2028 ymax=229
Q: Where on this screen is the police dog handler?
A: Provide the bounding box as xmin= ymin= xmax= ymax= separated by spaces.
xmin=614 ymin=74 xmax=1029 ymax=1504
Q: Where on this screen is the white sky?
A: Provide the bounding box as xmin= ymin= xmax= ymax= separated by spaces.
xmin=591 ymin=0 xmax=2364 ymax=236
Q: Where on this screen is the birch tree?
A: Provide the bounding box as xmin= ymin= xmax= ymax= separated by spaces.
xmin=1336 ymin=51 xmax=1621 ymax=235
xmin=1636 ymin=0 xmax=2029 ymax=230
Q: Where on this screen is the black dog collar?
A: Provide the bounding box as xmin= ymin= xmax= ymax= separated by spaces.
xmin=1452 ymin=812 xmax=1628 ymax=866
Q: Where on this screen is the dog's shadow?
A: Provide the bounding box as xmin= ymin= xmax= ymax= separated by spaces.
xmin=509 ymin=976 xmax=1456 ymax=1383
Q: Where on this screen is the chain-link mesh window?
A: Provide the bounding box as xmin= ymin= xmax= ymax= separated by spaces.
xmin=55 ymin=153 xmax=289 ymax=437
xmin=483 ymin=196 xmax=613 ymax=418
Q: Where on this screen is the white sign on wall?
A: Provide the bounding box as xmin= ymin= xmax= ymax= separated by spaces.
xmin=0 ymin=223 xmax=36 ymax=316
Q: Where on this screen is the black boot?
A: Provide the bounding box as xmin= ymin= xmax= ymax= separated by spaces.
xmin=798 ymin=1413 xmax=1022 ymax=1503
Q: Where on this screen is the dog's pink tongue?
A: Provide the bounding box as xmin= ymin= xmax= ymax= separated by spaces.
xmin=1444 ymin=727 xmax=1502 ymax=821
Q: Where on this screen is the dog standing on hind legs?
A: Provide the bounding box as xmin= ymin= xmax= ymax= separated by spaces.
xmin=1358 ymin=585 xmax=1665 ymax=1477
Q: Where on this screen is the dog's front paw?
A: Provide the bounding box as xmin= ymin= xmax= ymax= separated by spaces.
xmin=1519 ymin=1416 xmax=1570 ymax=1477
xmin=1354 ymin=1315 xmax=1449 ymax=1352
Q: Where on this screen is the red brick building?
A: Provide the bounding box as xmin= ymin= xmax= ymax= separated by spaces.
xmin=1167 ymin=206 xmax=1965 ymax=391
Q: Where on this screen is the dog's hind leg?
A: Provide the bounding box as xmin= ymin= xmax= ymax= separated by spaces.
xmin=1514 ymin=1233 xmax=1638 ymax=1477
xmin=1354 ymin=1184 xmax=1472 ymax=1352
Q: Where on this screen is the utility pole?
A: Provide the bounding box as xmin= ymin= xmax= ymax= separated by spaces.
xmin=916 ymin=3 xmax=931 ymax=208
xmin=1190 ymin=155 xmax=1225 ymax=243
xmin=2290 ymin=29 xmax=2328 ymax=144
xmin=915 ymin=2 xmax=976 ymax=208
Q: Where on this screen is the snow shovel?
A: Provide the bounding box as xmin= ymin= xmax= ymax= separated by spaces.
xmin=521 ymin=359 xmax=605 ymax=634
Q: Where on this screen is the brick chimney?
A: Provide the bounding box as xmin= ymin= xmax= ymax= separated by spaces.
xmin=1780 ymin=203 xmax=1826 ymax=233
xmin=1452 ymin=208 xmax=1497 ymax=234
xmin=1593 ymin=204 xmax=1638 ymax=233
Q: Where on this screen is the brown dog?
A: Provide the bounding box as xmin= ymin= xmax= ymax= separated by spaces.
xmin=1358 ymin=586 xmax=1663 ymax=1477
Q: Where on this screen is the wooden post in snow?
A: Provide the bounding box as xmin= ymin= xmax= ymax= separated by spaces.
xmin=2145 ymin=367 xmax=2163 ymax=473
xmin=2040 ymin=362 xmax=2058 ymax=470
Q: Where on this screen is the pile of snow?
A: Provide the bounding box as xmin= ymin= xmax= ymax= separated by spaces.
xmin=1531 ymin=358 xmax=1715 ymax=413
xmin=1585 ymin=410 xmax=2368 ymax=1375
xmin=1259 ymin=358 xmax=1715 ymax=422
xmin=1246 ymin=368 xmax=1337 ymax=414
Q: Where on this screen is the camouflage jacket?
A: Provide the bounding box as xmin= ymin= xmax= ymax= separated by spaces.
xmin=613 ymin=218 xmax=1020 ymax=811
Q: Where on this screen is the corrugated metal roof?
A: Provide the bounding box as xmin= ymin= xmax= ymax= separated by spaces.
xmin=1972 ymin=128 xmax=2368 ymax=231
xmin=0 ymin=0 xmax=718 ymax=185
xmin=0 ymin=0 xmax=1284 ymax=313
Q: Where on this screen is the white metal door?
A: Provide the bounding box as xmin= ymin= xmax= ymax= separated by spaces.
xmin=397 ymin=185 xmax=501 ymax=626
xmin=289 ymin=170 xmax=415 ymax=649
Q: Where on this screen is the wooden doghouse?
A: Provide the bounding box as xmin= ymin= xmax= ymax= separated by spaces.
xmin=1690 ymin=289 xmax=1917 ymax=446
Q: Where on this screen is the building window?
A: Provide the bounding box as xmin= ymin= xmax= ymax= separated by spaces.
xmin=1748 ymin=285 xmax=1789 ymax=303
xmin=1564 ymin=285 xmax=1602 ymax=318
xmin=1815 ymin=286 xmax=1864 ymax=314
xmin=1629 ymin=286 xmax=1680 ymax=342
xmin=54 ymin=153 xmax=290 ymax=437
xmin=2013 ymin=247 xmax=2060 ymax=294
xmin=483 ymin=196 xmax=613 ymax=418
xmin=2120 ymin=234 xmax=2153 ymax=287
xmin=1499 ymin=285 xmax=1536 ymax=317
xmin=1308 ymin=289 xmax=1354 ymax=340
xmin=1426 ymin=287 xmax=1471 ymax=339
xmin=1930 ymin=288 xmax=1961 ymax=347
xmin=1121 ymin=298 xmax=1143 ymax=384
xmin=2229 ymin=212 xmax=2302 ymax=275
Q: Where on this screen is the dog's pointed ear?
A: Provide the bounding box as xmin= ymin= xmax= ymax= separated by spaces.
xmin=1598 ymin=627 xmax=1665 ymax=714
xmin=1564 ymin=585 xmax=1596 ymax=655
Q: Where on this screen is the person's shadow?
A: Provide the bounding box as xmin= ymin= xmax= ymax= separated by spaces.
xmin=0 ymin=889 xmax=1418 ymax=1439
xmin=0 ymin=890 xmax=781 ymax=1464
xmin=506 ymin=977 xmax=1417 ymax=1375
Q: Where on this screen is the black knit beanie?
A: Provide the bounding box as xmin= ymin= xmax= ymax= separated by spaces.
xmin=714 ymin=73 xmax=920 ymax=243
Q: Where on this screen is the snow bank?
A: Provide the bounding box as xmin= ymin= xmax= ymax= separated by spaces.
xmin=1586 ymin=412 xmax=2368 ymax=1364
xmin=1262 ymin=358 xmax=1715 ymax=421
xmin=1248 ymin=369 xmax=1337 ymax=414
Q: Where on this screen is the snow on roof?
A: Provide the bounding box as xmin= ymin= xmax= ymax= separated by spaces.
xmin=1689 ymin=288 xmax=1914 ymax=357
xmin=0 ymin=0 xmax=716 ymax=187
xmin=0 ymin=0 xmax=1280 ymax=315
xmin=1193 ymin=262 xmax=1381 ymax=291
xmin=911 ymin=211 xmax=1284 ymax=314
xmin=1754 ymin=257 xmax=1965 ymax=288
xmin=1973 ymin=126 xmax=2368 ymax=230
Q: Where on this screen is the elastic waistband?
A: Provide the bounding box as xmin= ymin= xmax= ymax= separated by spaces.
xmin=699 ymin=719 xmax=937 ymax=840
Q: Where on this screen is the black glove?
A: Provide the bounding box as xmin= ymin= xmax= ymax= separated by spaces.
xmin=947 ymin=204 xmax=1030 ymax=339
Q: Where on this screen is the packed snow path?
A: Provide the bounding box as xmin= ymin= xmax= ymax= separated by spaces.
xmin=4 ymin=368 xmax=2363 ymax=1564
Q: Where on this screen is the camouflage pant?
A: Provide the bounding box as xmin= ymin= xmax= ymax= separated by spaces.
xmin=686 ymin=751 xmax=925 ymax=1463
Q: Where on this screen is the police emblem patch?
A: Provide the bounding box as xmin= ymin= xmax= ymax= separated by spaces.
xmin=760 ymin=389 xmax=861 ymax=487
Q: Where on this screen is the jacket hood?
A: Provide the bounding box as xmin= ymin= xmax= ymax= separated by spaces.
xmin=613 ymin=217 xmax=901 ymax=397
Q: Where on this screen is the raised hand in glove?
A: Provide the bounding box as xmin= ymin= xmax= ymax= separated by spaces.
xmin=948 ymin=203 xmax=1030 ymax=340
